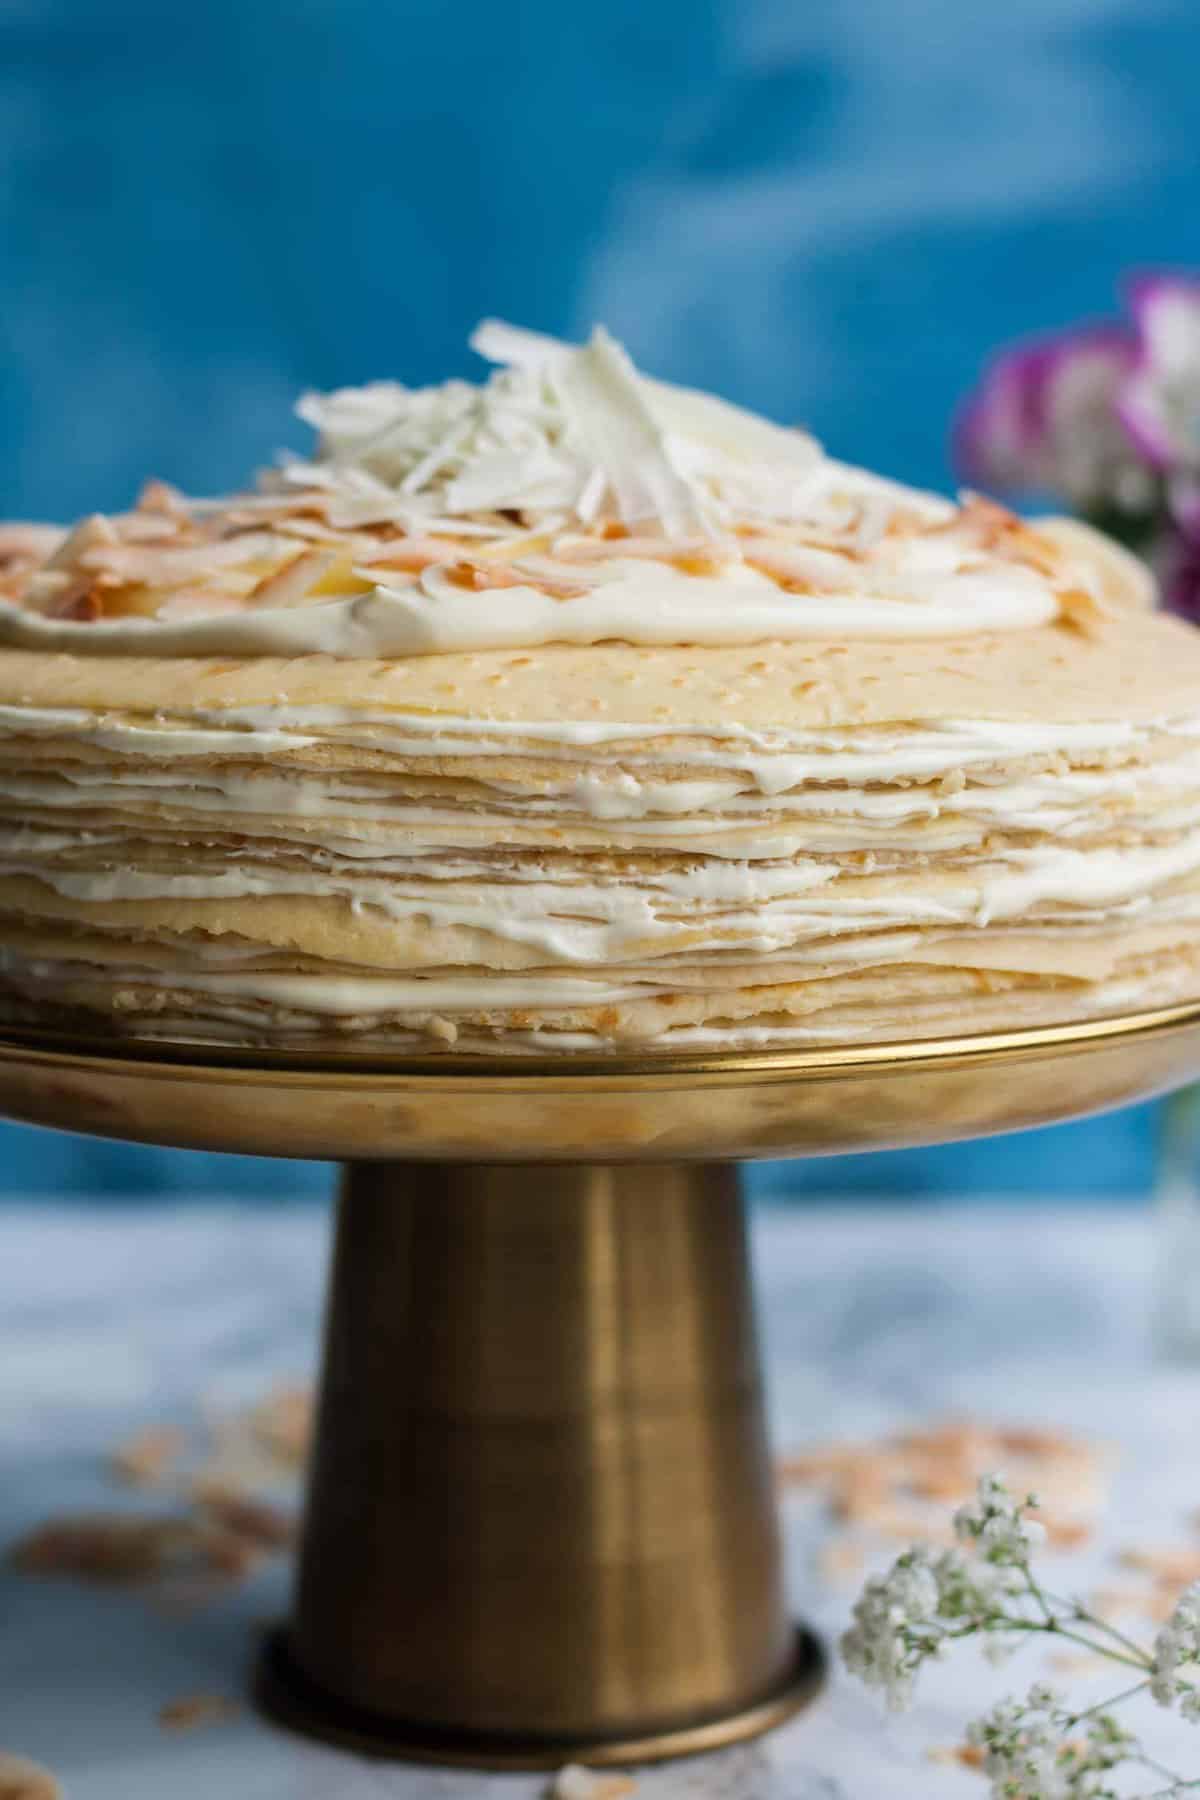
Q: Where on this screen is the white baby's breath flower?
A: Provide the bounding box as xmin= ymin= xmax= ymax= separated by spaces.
xmin=843 ymin=1465 xmax=1200 ymax=1795
xmin=839 ymin=1548 xmax=943 ymax=1712
xmin=1153 ymin=1582 xmax=1200 ymax=1707
xmin=968 ymin=1689 xmax=1071 ymax=1800
xmin=839 ymin=1532 xmax=1033 ymax=1712
xmin=968 ymin=1687 xmax=1142 ymax=1800
xmin=954 ymin=1472 xmax=1045 ymax=1565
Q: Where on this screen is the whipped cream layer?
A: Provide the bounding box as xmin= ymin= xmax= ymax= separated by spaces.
xmin=1 ymin=670 xmax=1200 ymax=1049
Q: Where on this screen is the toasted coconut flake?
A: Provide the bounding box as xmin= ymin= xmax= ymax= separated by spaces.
xmin=778 ymin=1416 xmax=1108 ymax=1560
xmin=80 ymin=534 xmax=286 ymax=583
xmin=550 ymin=534 xmax=738 ymax=568
xmin=746 ymin=541 xmax=861 ymax=593
xmin=0 ymin=1753 xmax=63 ymax=1800
xmin=927 ymin=1743 xmax=984 ymax=1769
xmin=1049 ymin=1649 xmax=1111 ymax=1676
xmin=777 ymin=1444 xmax=867 ymax=1484
xmin=111 ymin=1425 xmax=185 ymax=1487
xmin=247 ymin=547 xmax=339 ymax=609
xmin=249 ymin=1383 xmax=313 ymax=1468
xmin=9 ymin=1512 xmax=207 ymax=1583
xmin=47 ymin=584 xmax=104 ymax=622
xmin=190 ymin=1481 xmax=295 ymax=1552
xmin=1090 ymin=1584 xmax=1177 ymax=1624
xmin=1119 ymin=1545 xmax=1200 ymax=1585
xmin=548 ymin=1766 xmax=636 ymax=1800
xmin=44 ymin=513 xmax=118 ymax=570
xmin=816 ymin=1538 xmax=867 ymax=1583
xmin=428 ymin=555 xmax=587 ymax=602
xmin=136 ymin=478 xmax=190 ymax=518
xmin=0 ymin=523 xmax=65 ymax=566
xmin=356 ymin=534 xmax=466 ymax=571
xmin=1056 ymin=585 xmax=1108 ymax=637
xmin=940 ymin=490 xmax=1022 ymax=544
xmin=1042 ymin=1517 xmax=1093 ymax=1551
xmin=158 ymin=1693 xmax=240 ymax=1733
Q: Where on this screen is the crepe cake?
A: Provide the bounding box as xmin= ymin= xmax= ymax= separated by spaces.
xmin=0 ymin=318 xmax=1197 ymax=1054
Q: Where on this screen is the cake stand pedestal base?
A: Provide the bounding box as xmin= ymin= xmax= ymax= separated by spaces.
xmin=255 ymin=1159 xmax=823 ymax=1767
xmin=6 ymin=1013 xmax=1199 ymax=1765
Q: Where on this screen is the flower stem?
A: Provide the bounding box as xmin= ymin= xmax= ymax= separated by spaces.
xmin=999 ymin=1616 xmax=1151 ymax=1673
xmin=1038 ymin=1589 xmax=1155 ymax=1668
xmin=1024 ymin=1565 xmax=1055 ymax=1626
xmin=1067 ymin=1678 xmax=1149 ymax=1724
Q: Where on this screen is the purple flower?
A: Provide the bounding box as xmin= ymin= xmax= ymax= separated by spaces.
xmin=954 ymin=325 xmax=1149 ymax=513
xmin=1170 ymin=471 xmax=1200 ymax=544
xmin=954 ymin=271 xmax=1200 ymax=623
xmin=1156 ymin=528 xmax=1200 ymax=624
xmin=1118 ymin=273 xmax=1200 ymax=474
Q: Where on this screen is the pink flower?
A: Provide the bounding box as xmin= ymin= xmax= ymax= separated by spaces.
xmin=954 ymin=325 xmax=1149 ymax=513
xmin=1118 ymin=273 xmax=1200 ymax=475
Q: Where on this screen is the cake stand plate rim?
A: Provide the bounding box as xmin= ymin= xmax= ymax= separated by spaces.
xmin=0 ymin=996 xmax=1198 ymax=1086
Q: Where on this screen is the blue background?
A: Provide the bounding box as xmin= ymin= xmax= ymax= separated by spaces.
xmin=2 ymin=0 xmax=1197 ymax=1197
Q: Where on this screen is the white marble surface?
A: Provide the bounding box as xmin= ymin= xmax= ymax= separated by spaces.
xmin=3 ymin=1200 xmax=1200 ymax=1798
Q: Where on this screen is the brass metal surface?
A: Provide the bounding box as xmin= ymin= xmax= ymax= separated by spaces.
xmin=266 ymin=1161 xmax=814 ymax=1762
xmin=256 ymin=1623 xmax=826 ymax=1768
xmin=0 ymin=998 xmax=1199 ymax=1162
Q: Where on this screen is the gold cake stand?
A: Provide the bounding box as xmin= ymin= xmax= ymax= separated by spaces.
xmin=2 ymin=1003 xmax=1200 ymax=1769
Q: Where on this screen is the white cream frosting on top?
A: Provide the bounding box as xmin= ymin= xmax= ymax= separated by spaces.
xmin=0 ymin=322 xmax=1091 ymax=659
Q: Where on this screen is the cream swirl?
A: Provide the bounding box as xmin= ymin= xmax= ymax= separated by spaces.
xmin=0 ymin=553 xmax=1061 ymax=658
xmin=0 ymin=322 xmax=1102 ymax=658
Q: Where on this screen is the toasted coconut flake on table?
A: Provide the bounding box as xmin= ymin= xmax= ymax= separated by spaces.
xmin=1089 ymin=1583 xmax=1178 ymax=1625
xmin=110 ymin=1425 xmax=185 ymax=1487
xmin=189 ymin=1480 xmax=296 ymax=1551
xmin=194 ymin=1381 xmax=314 ymax=1489
xmin=1118 ymin=1545 xmax=1200 ymax=1585
xmin=157 ymin=1693 xmax=240 ymax=1733
xmin=927 ymin=1743 xmax=984 ymax=1770
xmin=248 ymin=1382 xmax=313 ymax=1468
xmin=0 ymin=1753 xmax=63 ymax=1800
xmin=816 ymin=1538 xmax=867 ymax=1583
xmin=1048 ymin=1648 xmax=1113 ymax=1676
xmin=5 ymin=1384 xmax=313 ymax=1612
xmin=781 ymin=1416 xmax=1109 ymax=1571
xmin=548 ymin=1765 xmax=636 ymax=1800
xmin=8 ymin=1512 xmax=210 ymax=1583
